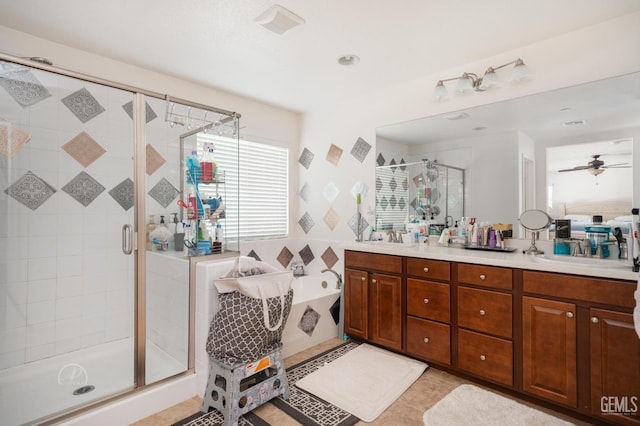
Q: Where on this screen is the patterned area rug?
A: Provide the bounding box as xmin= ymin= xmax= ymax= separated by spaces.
xmin=172 ymin=341 xmax=361 ymax=426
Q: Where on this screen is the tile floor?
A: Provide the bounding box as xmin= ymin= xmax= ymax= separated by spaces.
xmin=132 ymin=338 xmax=589 ymax=426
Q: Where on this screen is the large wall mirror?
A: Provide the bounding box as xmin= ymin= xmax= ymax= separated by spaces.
xmin=375 ymin=71 xmax=640 ymax=239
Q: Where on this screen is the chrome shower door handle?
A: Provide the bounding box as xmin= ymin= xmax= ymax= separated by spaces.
xmin=122 ymin=224 xmax=133 ymax=254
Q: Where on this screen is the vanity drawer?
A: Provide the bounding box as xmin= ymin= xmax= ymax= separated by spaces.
xmin=406 ymin=316 xmax=451 ymax=365
xmin=407 ymin=258 xmax=450 ymax=281
xmin=407 ymin=279 xmax=450 ymax=323
xmin=345 ymin=250 xmax=402 ymax=274
xmin=458 ymin=329 xmax=513 ymax=386
xmin=457 ymin=263 xmax=512 ymax=290
xmin=458 ymin=286 xmax=512 ymax=339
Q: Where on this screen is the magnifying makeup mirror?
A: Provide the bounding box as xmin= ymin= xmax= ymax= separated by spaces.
xmin=519 ymin=209 xmax=553 ymax=255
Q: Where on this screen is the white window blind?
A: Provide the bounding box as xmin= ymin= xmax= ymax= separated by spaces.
xmin=198 ymin=134 xmax=289 ymax=240
xmin=375 ymin=167 xmax=408 ymax=231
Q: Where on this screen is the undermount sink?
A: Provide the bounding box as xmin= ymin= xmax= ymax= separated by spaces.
xmin=531 ymin=254 xmax=631 ymax=269
xmin=361 ymin=240 xmax=417 ymax=248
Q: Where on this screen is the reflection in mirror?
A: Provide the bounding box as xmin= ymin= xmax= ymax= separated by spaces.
xmin=546 ymin=139 xmax=633 ymax=240
xmin=375 ymin=159 xmax=464 ymax=231
xmin=376 ymin=71 xmax=639 ymax=239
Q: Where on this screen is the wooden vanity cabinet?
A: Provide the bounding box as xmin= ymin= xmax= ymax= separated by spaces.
xmin=590 ymin=308 xmax=640 ymax=425
xmin=405 ymin=257 xmax=452 ymax=365
xmin=457 ymin=263 xmax=514 ymax=386
xmin=523 ymin=271 xmax=639 ymax=424
xmin=344 ymin=250 xmax=403 ymax=351
xmin=522 ymin=296 xmax=577 ymax=407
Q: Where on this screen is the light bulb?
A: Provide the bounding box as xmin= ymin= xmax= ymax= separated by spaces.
xmin=508 ymin=59 xmax=531 ymax=82
xmin=433 ymin=81 xmax=448 ymax=101
xmin=455 ymin=74 xmax=474 ymax=93
xmin=479 ymin=68 xmax=499 ymax=90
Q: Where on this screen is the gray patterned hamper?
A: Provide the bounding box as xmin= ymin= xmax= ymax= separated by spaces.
xmin=201 ymin=263 xmax=294 ymax=426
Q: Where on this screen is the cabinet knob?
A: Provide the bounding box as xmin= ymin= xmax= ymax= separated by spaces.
xmin=423 ymin=267 xmax=429 ymax=273
xmin=480 ymin=355 xmax=486 ymax=361
xmin=423 ymin=337 xmax=430 ymax=343
xmin=479 ymin=274 xmax=486 ymax=280
xmin=371 ymin=279 xmax=377 ymax=284
xmin=566 ymin=311 xmax=574 ymax=319
xmin=361 ymin=276 xmax=366 ymax=282
xmin=423 ymin=298 xmax=430 ymax=304
xmin=479 ymin=309 xmax=486 ymax=316
xmin=591 ymin=316 xmax=599 ymax=324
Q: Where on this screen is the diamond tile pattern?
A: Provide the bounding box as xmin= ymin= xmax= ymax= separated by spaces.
xmin=247 ymin=249 xmax=262 ymax=261
xmin=376 ymin=176 xmax=383 ymax=192
xmin=298 ymin=212 xmax=315 ymax=234
xmin=277 ymin=247 xmax=294 ymax=268
xmin=350 ymin=137 xmax=371 ymax=163
xmin=379 ymin=196 xmax=389 ymax=210
xmin=61 ymin=88 xmax=105 ymax=123
xmin=321 ymin=246 xmax=339 ymax=269
xmin=298 ymin=305 xmax=321 ymax=337
xmin=402 ymin=177 xmax=409 ymax=191
xmin=299 ymin=182 xmax=311 ymax=203
xmin=322 ymin=182 xmax=339 ymax=203
xmin=0 ymin=118 xmax=31 ymax=158
xmin=399 ymin=158 xmax=407 ymax=171
xmin=376 ymin=152 xmax=386 ymax=167
xmin=122 ymin=100 xmax=158 ymax=123
xmin=348 ymin=212 xmax=369 ymax=237
xmin=148 ymin=178 xmax=179 ymax=208
xmin=326 ymin=144 xmax=343 ymax=166
xmin=108 ymin=178 xmax=134 ymax=211
xmin=62 ymin=131 xmax=106 ymax=168
xmin=0 ymin=68 xmax=51 ymax=107
xmin=146 ymin=144 xmax=166 ymax=175
xmin=298 ymin=147 xmax=314 ymax=169
xmin=298 ymin=244 xmax=315 ymax=266
xmin=323 ymin=207 xmax=340 ymax=231
xmin=5 ymin=170 xmax=56 ymax=210
xmin=62 ymin=171 xmax=105 ymax=207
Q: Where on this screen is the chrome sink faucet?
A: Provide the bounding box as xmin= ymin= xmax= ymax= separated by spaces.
xmin=387 ymin=230 xmax=398 ymax=243
xmin=321 ymin=268 xmax=342 ymax=289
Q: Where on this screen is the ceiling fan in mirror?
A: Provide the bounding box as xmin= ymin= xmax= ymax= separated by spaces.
xmin=558 ymin=154 xmax=630 ymax=176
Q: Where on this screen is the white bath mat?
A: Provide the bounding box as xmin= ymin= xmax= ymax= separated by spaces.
xmin=295 ymin=343 xmax=427 ymax=422
xmin=423 ymin=384 xmax=575 ymax=426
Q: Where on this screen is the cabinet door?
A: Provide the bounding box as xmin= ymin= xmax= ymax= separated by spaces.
xmin=370 ymin=273 xmax=403 ymax=351
xmin=344 ymin=268 xmax=369 ymax=340
xmin=590 ymin=308 xmax=640 ymax=425
xmin=522 ymin=296 xmax=577 ymax=407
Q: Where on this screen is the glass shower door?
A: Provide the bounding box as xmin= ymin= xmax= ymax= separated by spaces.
xmin=0 ymin=60 xmax=136 ymax=424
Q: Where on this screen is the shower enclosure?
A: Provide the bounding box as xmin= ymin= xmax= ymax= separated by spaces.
xmin=0 ymin=55 xmax=240 ymax=425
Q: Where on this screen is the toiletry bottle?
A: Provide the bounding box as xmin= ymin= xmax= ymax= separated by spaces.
xmin=186 ymin=150 xmax=201 ymax=184
xmin=200 ymin=143 xmax=216 ymax=182
xmin=215 ymin=223 xmax=224 ymax=246
xmin=146 ymin=215 xmax=156 ymax=250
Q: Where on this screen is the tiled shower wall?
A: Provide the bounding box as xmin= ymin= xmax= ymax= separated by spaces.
xmin=0 ymin=64 xmax=188 ymax=369
xmin=0 ymin=65 xmax=136 ymax=368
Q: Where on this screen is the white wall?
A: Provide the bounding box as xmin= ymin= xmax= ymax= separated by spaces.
xmin=298 ymin=11 xmax=640 ymax=241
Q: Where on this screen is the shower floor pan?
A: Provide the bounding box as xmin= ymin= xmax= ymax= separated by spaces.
xmin=0 ymin=338 xmax=185 ymax=426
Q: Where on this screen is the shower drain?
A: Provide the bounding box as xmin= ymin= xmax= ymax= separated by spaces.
xmin=73 ymin=385 xmax=95 ymax=395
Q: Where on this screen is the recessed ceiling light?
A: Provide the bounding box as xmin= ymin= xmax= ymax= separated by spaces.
xmin=338 ymin=55 xmax=360 ymax=66
xmin=562 ymin=120 xmax=586 ymax=127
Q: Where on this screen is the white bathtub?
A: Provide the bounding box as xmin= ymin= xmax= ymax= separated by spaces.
xmin=280 ymin=275 xmax=342 ymax=359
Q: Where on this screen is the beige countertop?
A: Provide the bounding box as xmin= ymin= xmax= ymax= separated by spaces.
xmin=342 ymin=241 xmax=640 ymax=282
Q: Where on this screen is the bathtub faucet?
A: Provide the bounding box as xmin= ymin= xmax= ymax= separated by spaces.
xmin=321 ymin=268 xmax=343 ymax=290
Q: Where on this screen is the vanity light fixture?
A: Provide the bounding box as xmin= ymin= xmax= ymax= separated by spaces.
xmin=433 ymin=58 xmax=531 ymax=101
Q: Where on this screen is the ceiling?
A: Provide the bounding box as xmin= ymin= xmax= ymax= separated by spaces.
xmin=1 ymin=1 xmax=640 ymax=113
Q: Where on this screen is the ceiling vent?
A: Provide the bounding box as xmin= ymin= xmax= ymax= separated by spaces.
xmin=254 ymin=4 xmax=305 ymax=35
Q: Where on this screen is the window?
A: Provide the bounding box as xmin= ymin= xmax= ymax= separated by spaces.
xmin=198 ymin=134 xmax=289 ymax=240
xmin=375 ymin=166 xmax=409 ymax=230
